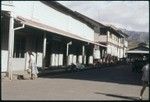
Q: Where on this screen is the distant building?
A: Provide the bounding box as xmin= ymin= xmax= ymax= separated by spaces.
xmin=126 ymin=42 xmax=149 ymax=61
xmin=99 ymin=26 xmax=128 ymax=61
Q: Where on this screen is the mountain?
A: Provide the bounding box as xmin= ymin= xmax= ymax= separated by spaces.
xmin=120 ymin=29 xmax=149 ymax=49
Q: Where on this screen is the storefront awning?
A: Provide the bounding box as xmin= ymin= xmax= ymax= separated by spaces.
xmin=16 ymin=16 xmax=106 ymax=48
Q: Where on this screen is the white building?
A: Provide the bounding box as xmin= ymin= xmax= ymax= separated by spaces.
xmin=1 ymin=1 xmax=106 ymax=79
xmin=99 ymin=26 xmax=128 ymax=62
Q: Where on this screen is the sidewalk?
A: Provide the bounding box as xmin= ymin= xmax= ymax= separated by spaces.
xmin=37 ymin=65 xmax=94 ymax=76
xmin=2 ymin=64 xmax=132 ymax=80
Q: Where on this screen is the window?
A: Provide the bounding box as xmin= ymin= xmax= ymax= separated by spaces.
xmin=13 ymin=35 xmax=26 ymax=58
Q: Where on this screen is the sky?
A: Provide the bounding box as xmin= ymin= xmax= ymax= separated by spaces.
xmin=57 ymin=1 xmax=149 ymax=32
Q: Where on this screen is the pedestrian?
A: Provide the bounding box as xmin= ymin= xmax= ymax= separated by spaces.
xmin=139 ymin=60 xmax=149 ymax=100
xmin=28 ymin=51 xmax=39 ymax=80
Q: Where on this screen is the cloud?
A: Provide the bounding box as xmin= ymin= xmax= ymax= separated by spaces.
xmin=57 ymin=1 xmax=149 ymax=32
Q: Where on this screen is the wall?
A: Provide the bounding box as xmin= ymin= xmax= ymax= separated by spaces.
xmin=11 ymin=58 xmax=25 ymax=71
xmin=12 ymin=1 xmax=94 ymax=41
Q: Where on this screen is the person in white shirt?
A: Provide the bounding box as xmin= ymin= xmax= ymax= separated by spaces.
xmin=139 ymin=61 xmax=149 ymax=100
xmin=28 ymin=51 xmax=39 ymax=80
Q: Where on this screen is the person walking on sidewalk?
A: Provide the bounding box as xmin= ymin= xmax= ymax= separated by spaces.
xmin=28 ymin=51 xmax=39 ymax=80
xmin=139 ymin=60 xmax=149 ymax=100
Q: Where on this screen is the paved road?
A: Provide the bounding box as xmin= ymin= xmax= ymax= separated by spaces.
xmin=2 ymin=64 xmax=149 ymax=100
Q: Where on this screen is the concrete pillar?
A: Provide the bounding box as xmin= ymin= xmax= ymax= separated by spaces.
xmin=7 ymin=12 xmax=14 ymax=80
xmin=66 ymin=41 xmax=72 ymax=65
xmin=93 ymin=45 xmax=95 ymax=57
xmin=58 ymin=54 xmax=63 ymax=66
xmin=73 ymin=55 xmax=77 ymax=65
xmin=89 ymin=56 xmax=93 ymax=64
xmin=78 ymin=55 xmax=82 ymax=64
xmin=55 ymin=54 xmax=59 ymax=66
xmin=84 ymin=56 xmax=86 ymax=64
xmin=42 ymin=32 xmax=46 ymax=68
xmin=66 ymin=44 xmax=69 ymax=57
xmin=68 ymin=54 xmax=73 ymax=65
xmin=101 ymin=49 xmax=104 ymax=58
xmin=51 ymin=53 xmax=55 ymax=66
xmin=82 ymin=45 xmax=85 ymax=64
xmin=99 ymin=47 xmax=101 ymax=59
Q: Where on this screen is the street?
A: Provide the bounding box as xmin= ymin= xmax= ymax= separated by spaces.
xmin=2 ymin=64 xmax=149 ymax=100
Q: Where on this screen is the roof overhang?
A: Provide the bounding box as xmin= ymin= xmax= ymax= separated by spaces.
xmin=74 ymin=11 xmax=106 ymax=28
xmin=106 ymin=26 xmax=124 ymax=38
xmin=15 ymin=16 xmax=107 ymax=48
xmin=127 ymin=50 xmax=149 ymax=54
xmin=40 ymin=1 xmax=95 ymax=30
xmin=118 ymin=30 xmax=129 ymax=37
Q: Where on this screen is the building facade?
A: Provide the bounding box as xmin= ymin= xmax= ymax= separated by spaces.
xmin=99 ymin=26 xmax=128 ymax=62
xmin=1 ymin=1 xmax=107 ymax=79
xmin=73 ymin=12 xmax=128 ymax=63
xmin=74 ymin=11 xmax=107 ymax=63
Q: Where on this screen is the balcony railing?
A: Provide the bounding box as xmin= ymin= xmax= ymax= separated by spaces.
xmin=98 ymin=35 xmax=107 ymax=42
xmin=108 ymin=38 xmax=124 ymax=47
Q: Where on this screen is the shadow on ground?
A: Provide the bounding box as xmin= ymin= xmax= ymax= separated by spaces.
xmin=94 ymin=92 xmax=140 ymax=101
xmin=39 ymin=64 xmax=142 ymax=86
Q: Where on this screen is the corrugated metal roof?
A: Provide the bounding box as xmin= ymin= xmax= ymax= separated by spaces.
xmin=129 ymin=46 xmax=149 ymax=51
